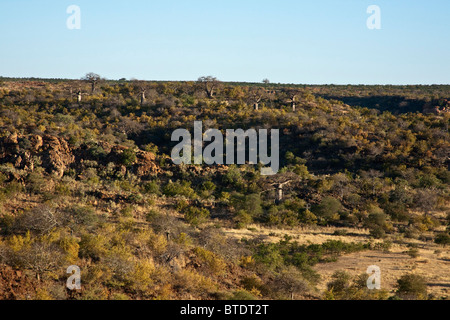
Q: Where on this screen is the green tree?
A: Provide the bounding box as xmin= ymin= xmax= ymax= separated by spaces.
xmin=312 ymin=197 xmax=342 ymax=221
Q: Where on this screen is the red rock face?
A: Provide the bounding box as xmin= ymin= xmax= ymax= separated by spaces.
xmin=0 ymin=133 xmax=75 ymax=178
xmin=135 ymin=150 xmax=160 ymax=176
xmin=0 ymin=265 xmax=36 ymax=300
xmin=41 ymin=135 xmax=75 ymax=178
xmin=0 ymin=134 xmax=161 ymax=180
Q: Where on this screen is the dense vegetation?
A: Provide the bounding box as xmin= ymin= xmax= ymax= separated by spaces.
xmin=0 ymin=77 xmax=448 ymax=300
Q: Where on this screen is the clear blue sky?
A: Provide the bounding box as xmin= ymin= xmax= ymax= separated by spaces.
xmin=0 ymin=0 xmax=449 ymax=84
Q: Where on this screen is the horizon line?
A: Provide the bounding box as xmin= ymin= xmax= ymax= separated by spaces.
xmin=1 ymin=76 xmax=450 ymax=87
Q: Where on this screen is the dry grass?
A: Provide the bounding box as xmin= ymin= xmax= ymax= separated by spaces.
xmin=314 ymin=244 xmax=450 ymax=297
xmin=221 ymin=224 xmax=450 ymax=298
xmin=221 ymin=224 xmax=376 ymax=245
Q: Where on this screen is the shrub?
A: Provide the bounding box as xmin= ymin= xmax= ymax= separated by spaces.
xmin=253 ymin=243 xmax=284 ymax=271
xmin=175 ymin=199 xmax=189 ymax=212
xmin=65 ymin=205 xmax=101 ymax=231
xmin=326 ymin=271 xmax=351 ymax=295
xmin=312 ymin=197 xmax=342 ymax=221
xmin=14 ymin=241 xmax=64 ymax=281
xmin=333 ymin=229 xmax=348 ymax=236
xmin=79 ymin=233 xmax=108 ymax=261
xmin=365 ymin=211 xmax=388 ymax=228
xmin=58 ymin=236 xmax=80 ymax=264
xmin=120 ymin=149 xmax=136 ymax=167
xmin=273 ymin=266 xmax=309 ymax=300
xmin=87 ymin=144 xmax=107 ymax=161
xmin=434 ymin=233 xmax=450 ymax=247
xmin=369 ymin=226 xmax=386 ymax=239
xmin=127 ymin=259 xmax=155 ymax=293
xmin=407 ymin=248 xmax=420 ymax=259
xmin=199 ymin=180 xmax=216 ymax=198
xmin=234 ymin=210 xmax=253 ymax=229
xmin=0 ymin=213 xmax=15 ymax=235
xmin=228 ymin=290 xmax=258 ymax=300
xmin=395 ymin=274 xmax=428 ymax=300
xmin=13 ymin=205 xmax=59 ymax=236
xmin=26 ymin=171 xmax=47 ymax=194
xmin=163 ymin=181 xmax=195 ymax=198
xmin=230 ymin=193 xmax=262 ymax=218
xmin=185 ymin=207 xmax=210 ymax=226
xmin=240 ymin=275 xmax=266 ymax=295
xmin=3 ymin=181 xmax=24 ymax=196
xmin=193 ymin=247 xmax=227 ymax=275
xmin=142 ymin=181 xmax=161 ymax=195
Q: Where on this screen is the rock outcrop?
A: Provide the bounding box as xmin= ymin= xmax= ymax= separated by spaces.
xmin=0 ymin=133 xmax=160 ymax=180
xmin=40 ymin=135 xmax=75 ymax=178
xmin=0 ymin=265 xmax=36 ymax=300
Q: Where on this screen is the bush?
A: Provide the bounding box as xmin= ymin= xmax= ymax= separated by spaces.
xmin=120 ymin=149 xmax=136 ymax=167
xmin=230 ymin=193 xmax=262 ymax=218
xmin=240 ymin=275 xmax=266 ymax=296
xmin=79 ymin=233 xmax=108 ymax=261
xmin=58 ymin=236 xmax=80 ymax=264
xmin=199 ymin=180 xmax=216 ymax=198
xmin=65 ymin=205 xmax=102 ymax=231
xmin=26 ymin=171 xmax=47 ymax=194
xmin=407 ymin=248 xmax=420 ymax=259
xmin=312 ymin=197 xmax=342 ymax=221
xmin=163 ymin=181 xmax=195 ymax=198
xmin=327 ymin=271 xmax=351 ymax=295
xmin=11 ymin=241 xmax=64 ymax=281
xmin=434 ymin=233 xmax=450 ymax=247
xmin=369 ymin=226 xmax=386 ymax=239
xmin=395 ymin=274 xmax=428 ymax=300
xmin=333 ymin=229 xmax=348 ymax=236
xmin=234 ymin=210 xmax=253 ymax=229
xmin=228 ymin=290 xmax=259 ymax=300
xmin=3 ymin=181 xmax=24 ymax=196
xmin=193 ymin=247 xmax=227 ymax=275
xmin=273 ymin=266 xmax=309 ymax=300
xmin=365 ymin=211 xmax=388 ymax=228
xmin=13 ymin=205 xmax=59 ymax=236
xmin=142 ymin=181 xmax=161 ymax=195
xmin=0 ymin=213 xmax=15 ymax=235
xmin=184 ymin=207 xmax=210 ymax=226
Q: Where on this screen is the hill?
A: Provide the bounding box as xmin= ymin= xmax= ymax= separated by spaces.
xmin=0 ymin=79 xmax=448 ymax=300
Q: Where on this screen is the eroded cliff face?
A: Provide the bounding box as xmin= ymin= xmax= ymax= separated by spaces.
xmin=0 ymin=133 xmax=160 ymax=180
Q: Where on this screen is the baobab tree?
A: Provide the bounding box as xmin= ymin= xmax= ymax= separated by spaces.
xmin=248 ymin=87 xmax=267 ymax=111
xmin=76 ymin=89 xmax=82 ymax=103
xmin=285 ymin=89 xmax=300 ymax=112
xmin=81 ymin=72 xmax=102 ymax=94
xmin=68 ymin=81 xmax=86 ymax=104
xmin=132 ymin=79 xmax=148 ymax=106
xmin=260 ymin=172 xmax=299 ymax=204
xmin=197 ymin=76 xmax=221 ymax=99
xmin=274 ymin=180 xmax=293 ymax=204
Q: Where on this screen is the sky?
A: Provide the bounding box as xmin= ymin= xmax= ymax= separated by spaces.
xmin=0 ymin=0 xmax=449 ymax=84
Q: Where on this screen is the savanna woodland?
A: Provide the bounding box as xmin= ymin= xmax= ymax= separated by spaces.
xmin=0 ymin=75 xmax=448 ymax=300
